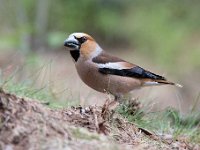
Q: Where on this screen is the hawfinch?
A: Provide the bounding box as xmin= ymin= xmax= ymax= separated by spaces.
xmin=64 ymin=32 xmax=182 ymax=101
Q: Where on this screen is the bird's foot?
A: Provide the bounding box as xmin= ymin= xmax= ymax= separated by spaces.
xmin=101 ymin=99 xmax=119 ymax=121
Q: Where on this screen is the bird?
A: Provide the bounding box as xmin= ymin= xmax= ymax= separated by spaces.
xmin=64 ymin=32 xmax=182 ymax=104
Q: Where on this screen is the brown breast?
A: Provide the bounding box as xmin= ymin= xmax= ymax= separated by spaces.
xmin=75 ymin=58 xmax=142 ymax=96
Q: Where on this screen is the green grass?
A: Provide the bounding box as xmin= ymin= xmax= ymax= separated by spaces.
xmin=1 ymin=77 xmax=80 ymax=109
xmin=117 ymin=101 xmax=200 ymax=144
xmin=0 ymin=54 xmax=80 ymax=109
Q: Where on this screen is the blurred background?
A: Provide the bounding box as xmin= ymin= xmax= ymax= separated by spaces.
xmin=0 ymin=0 xmax=199 ymax=113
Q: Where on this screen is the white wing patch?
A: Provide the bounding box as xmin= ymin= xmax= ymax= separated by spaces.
xmin=97 ymin=62 xmax=125 ymax=70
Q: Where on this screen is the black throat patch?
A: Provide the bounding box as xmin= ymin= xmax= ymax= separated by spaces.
xmin=70 ymin=50 xmax=80 ymax=62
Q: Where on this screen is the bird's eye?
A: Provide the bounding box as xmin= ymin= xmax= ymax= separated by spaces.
xmin=76 ymin=36 xmax=87 ymax=44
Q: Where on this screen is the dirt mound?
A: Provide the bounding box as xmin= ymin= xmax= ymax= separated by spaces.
xmin=0 ymin=89 xmax=196 ymax=150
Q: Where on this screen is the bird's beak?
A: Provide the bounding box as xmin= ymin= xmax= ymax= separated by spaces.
xmin=64 ymin=36 xmax=80 ymax=50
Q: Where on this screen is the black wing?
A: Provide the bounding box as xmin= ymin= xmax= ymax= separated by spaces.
xmin=99 ymin=66 xmax=166 ymax=80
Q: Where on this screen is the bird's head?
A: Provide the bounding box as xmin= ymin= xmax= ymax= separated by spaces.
xmin=64 ymin=32 xmax=102 ymax=59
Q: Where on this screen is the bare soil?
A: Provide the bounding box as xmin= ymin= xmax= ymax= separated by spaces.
xmin=0 ymin=89 xmax=198 ymax=150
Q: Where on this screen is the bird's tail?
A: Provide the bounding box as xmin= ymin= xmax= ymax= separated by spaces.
xmin=156 ymin=80 xmax=183 ymax=88
xmin=143 ymin=79 xmax=183 ymax=88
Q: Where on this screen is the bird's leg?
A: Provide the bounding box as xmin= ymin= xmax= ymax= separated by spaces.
xmin=101 ymin=95 xmax=121 ymax=120
xmin=101 ymin=99 xmax=116 ymax=113
xmin=104 ymin=94 xmax=122 ymax=111
xmin=101 ymin=101 xmax=118 ymax=120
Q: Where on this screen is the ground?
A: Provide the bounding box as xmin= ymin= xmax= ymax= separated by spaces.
xmin=0 ymin=89 xmax=199 ymax=150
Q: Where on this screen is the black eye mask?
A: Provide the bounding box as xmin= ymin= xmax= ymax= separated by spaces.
xmin=74 ymin=36 xmax=87 ymax=44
